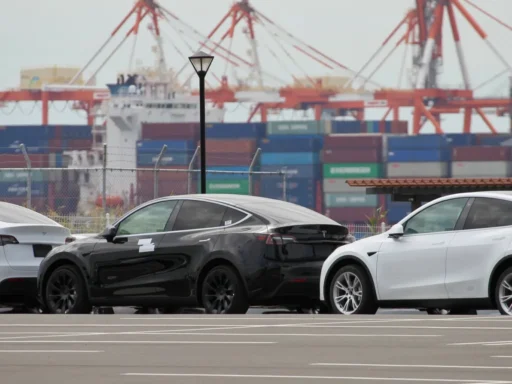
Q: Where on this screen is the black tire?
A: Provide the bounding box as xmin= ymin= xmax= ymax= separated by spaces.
xmin=44 ymin=265 xmax=92 ymax=314
xmin=201 ymin=265 xmax=249 ymax=314
xmin=495 ymin=266 xmax=512 ymax=316
xmin=426 ymin=308 xmax=450 ymax=315
xmin=328 ymin=264 xmax=378 ymax=315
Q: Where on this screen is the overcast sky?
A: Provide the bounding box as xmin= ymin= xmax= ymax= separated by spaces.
xmin=1 ymin=0 xmax=511 ymax=133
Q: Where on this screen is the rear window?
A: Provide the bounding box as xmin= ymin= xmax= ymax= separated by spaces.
xmin=0 ymin=202 xmax=59 ymax=225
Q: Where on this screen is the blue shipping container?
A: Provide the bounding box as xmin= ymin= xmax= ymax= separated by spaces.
xmin=387 ymin=134 xmax=449 ymax=150
xmin=260 ymin=177 xmax=315 ymax=196
xmin=206 ymin=166 xmax=255 ymax=180
xmin=205 ymin=123 xmax=266 ymax=139
xmin=2 ymin=125 xmax=56 ymax=139
xmin=137 ymin=140 xmax=196 ymax=153
xmin=261 ymin=152 xmax=320 ymax=165
xmin=61 ymin=125 xmax=92 ymax=139
xmin=387 ymin=149 xmax=451 ymax=162
xmin=0 ymin=140 xmax=49 ymax=155
xmin=137 ymin=153 xmax=191 ymax=166
xmin=259 ymin=135 xmax=324 ymax=153
xmin=0 ymin=182 xmax=48 ymax=198
xmin=261 ymin=164 xmax=322 ymax=180
xmin=478 ymin=135 xmax=512 ymax=146
xmin=331 ymin=120 xmax=362 ymax=134
xmin=444 ymin=134 xmax=477 ymax=147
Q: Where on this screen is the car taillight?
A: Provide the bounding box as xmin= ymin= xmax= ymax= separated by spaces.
xmin=0 ymin=235 xmax=19 ymax=245
xmin=256 ymin=233 xmax=296 ymax=245
xmin=65 ymin=237 xmax=76 ymax=244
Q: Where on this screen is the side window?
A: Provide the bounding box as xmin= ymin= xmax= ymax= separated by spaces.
xmin=117 ymin=200 xmax=177 ymax=236
xmin=172 ymin=200 xmax=227 ymax=231
xmin=464 ymin=198 xmax=512 ymax=230
xmin=221 ymin=207 xmax=248 ymax=226
xmin=403 ymin=198 xmax=469 ymax=235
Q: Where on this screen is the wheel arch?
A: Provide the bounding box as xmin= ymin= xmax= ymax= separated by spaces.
xmin=323 ymin=255 xmax=378 ymax=307
xmin=196 ymin=254 xmax=248 ymax=307
xmin=488 ymin=255 xmax=512 ymax=308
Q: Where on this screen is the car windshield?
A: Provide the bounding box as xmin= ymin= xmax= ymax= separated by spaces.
xmin=0 ymin=202 xmax=59 ymax=225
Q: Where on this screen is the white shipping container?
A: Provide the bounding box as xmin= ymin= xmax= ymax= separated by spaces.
xmin=387 ymin=162 xmax=449 ymax=178
xmin=451 ymin=161 xmax=512 ymax=177
xmin=323 ymin=178 xmax=369 ymax=193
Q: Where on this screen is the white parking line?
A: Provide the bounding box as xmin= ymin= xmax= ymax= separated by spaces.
xmin=492 ymin=356 xmax=512 ymax=358
xmin=311 ymin=363 xmax=512 ymax=370
xmin=150 ymin=332 xmax=441 ymax=338
xmin=121 ymin=373 xmax=512 ymax=383
xmin=448 ymin=340 xmax=512 ymax=346
xmin=0 ymin=340 xmax=276 ymax=345
xmin=301 ymin=325 xmax=512 ymax=330
xmin=0 ymin=350 xmax=103 ymax=353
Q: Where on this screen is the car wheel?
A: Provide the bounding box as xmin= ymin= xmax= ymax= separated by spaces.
xmin=426 ymin=308 xmax=450 ymax=315
xmin=201 ymin=265 xmax=249 ymax=314
xmin=495 ymin=266 xmax=512 ymax=316
xmin=329 ymin=265 xmax=378 ymax=315
xmin=44 ymin=265 xmax=92 ymax=314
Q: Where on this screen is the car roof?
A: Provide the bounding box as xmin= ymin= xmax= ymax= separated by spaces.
xmin=156 ymin=194 xmax=341 ymax=226
xmin=436 ymin=191 xmax=512 ymax=202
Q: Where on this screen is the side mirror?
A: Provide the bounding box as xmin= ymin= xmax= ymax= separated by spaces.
xmin=388 ymin=223 xmax=404 ymax=239
xmin=101 ymin=226 xmax=117 ymax=242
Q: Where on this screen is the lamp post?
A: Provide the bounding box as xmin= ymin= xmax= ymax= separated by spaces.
xmin=189 ymin=51 xmax=214 ymax=194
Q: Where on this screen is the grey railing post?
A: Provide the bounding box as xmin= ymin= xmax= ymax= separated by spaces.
xmin=281 ymin=167 xmax=287 ymax=201
xmin=188 ymin=146 xmax=200 ymax=194
xmin=248 ymin=148 xmax=261 ymax=195
xmin=19 ymin=144 xmax=31 ymax=209
xmin=102 ymin=143 xmax=107 ymax=216
xmin=153 ymin=145 xmax=167 ymax=199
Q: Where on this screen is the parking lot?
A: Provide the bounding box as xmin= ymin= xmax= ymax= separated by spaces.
xmin=0 ymin=311 xmax=511 ymax=384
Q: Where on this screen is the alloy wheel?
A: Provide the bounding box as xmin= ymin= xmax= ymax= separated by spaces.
xmin=204 ymin=269 xmax=236 ymax=314
xmin=46 ymin=269 xmax=79 ymax=314
xmin=498 ymin=273 xmax=512 ymax=315
xmin=332 ymin=271 xmax=363 ymax=314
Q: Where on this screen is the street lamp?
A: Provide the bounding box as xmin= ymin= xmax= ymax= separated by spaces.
xmin=189 ymin=50 xmax=214 ymax=194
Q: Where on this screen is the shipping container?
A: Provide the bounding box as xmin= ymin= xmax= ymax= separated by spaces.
xmin=60 ymin=125 xmax=92 ymax=139
xmin=206 ymin=166 xmax=253 ymax=180
xmin=259 ymin=135 xmax=324 ymax=153
xmin=141 ymin=123 xmax=199 ymax=140
xmin=475 ymin=134 xmax=512 ymax=146
xmin=331 ymin=120 xmax=363 ymax=134
xmin=451 ymin=161 xmax=512 ymax=177
xmin=266 ymin=120 xmax=325 ymax=135
xmin=137 ymin=180 xmax=192 ymax=201
xmin=0 ymin=125 xmax=56 ymax=139
xmin=261 ymin=177 xmax=315 ymax=196
xmin=323 ymin=163 xmax=382 ymax=178
xmin=49 ymin=153 xmax=64 ymax=168
xmin=322 ymin=148 xmax=382 ymax=163
xmin=387 ymin=134 xmax=449 ymax=150
xmin=0 ymin=169 xmax=46 ymax=183
xmin=452 ymin=146 xmax=511 ymax=162
xmin=0 ymin=154 xmax=49 ymax=168
xmin=385 ymin=196 xmax=412 ymax=224
xmin=325 ymin=193 xmax=378 ymax=208
xmin=387 ymin=149 xmax=451 ymax=162
xmin=62 ymin=139 xmax=93 ymax=151
xmin=202 ymin=139 xmax=257 ymax=154
xmin=324 ymin=134 xmax=383 ymax=149
xmin=137 ymin=166 xmax=190 ymax=182
xmin=389 ymin=121 xmax=409 ymax=134
xmin=261 ymin=152 xmax=320 ymax=165
xmin=202 ymin=179 xmax=250 ymax=194
xmin=386 ymin=162 xmax=449 ymax=178
xmin=0 ymin=182 xmax=48 ymax=198
xmin=205 ymin=123 xmax=266 ymax=139
xmin=323 ymin=178 xmax=368 ymax=194
xmin=444 ymin=134 xmax=477 ymax=147
xmin=325 ymin=207 xmax=377 ymax=223
xmin=261 ymin=164 xmax=321 ymax=180
xmin=205 ymin=153 xmax=255 ymax=166
xmin=137 ymin=153 xmax=191 ymax=167
xmin=0 ymin=142 xmax=50 ymax=155
xmin=137 ymin=139 xmax=196 ymax=153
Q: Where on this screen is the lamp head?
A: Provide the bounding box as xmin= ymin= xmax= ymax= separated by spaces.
xmin=189 ymin=51 xmax=214 ymax=76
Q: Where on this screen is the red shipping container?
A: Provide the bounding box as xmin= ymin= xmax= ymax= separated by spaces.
xmin=66 ymin=139 xmax=93 ymax=150
xmin=142 ymin=123 xmax=199 ymax=140
xmin=325 ymin=207 xmax=376 ymax=223
xmin=0 ymin=154 xmax=49 ymax=168
xmin=137 ymin=166 xmax=190 ymax=182
xmin=452 ymin=146 xmax=511 ymax=161
xmin=205 ymin=153 xmax=255 ymax=166
xmin=391 ymin=121 xmax=408 ymax=134
xmin=324 ymin=134 xmax=383 ymax=149
xmin=202 ymin=139 xmax=257 ymax=154
xmin=49 ymin=138 xmax=62 ymax=151
xmin=322 ymin=148 xmax=382 ymax=163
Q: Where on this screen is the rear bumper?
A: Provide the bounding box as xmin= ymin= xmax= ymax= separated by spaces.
xmin=0 ymin=277 xmax=38 ymax=305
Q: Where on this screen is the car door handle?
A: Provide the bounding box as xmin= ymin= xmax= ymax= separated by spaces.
xmin=493 ymin=237 xmax=505 ymax=241
xmin=198 ymin=238 xmax=210 ymax=243
xmin=114 ymin=237 xmax=128 ymax=244
xmin=431 ymin=241 xmax=444 ymax=245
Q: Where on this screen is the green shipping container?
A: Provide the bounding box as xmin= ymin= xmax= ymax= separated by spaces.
xmin=205 ymin=179 xmax=249 ymax=194
xmin=323 ymin=163 xmax=382 ymax=178
xmin=266 ymin=120 xmax=327 ymax=135
xmin=325 ymin=193 xmax=378 ymax=208
xmin=0 ymin=170 xmax=46 ymax=183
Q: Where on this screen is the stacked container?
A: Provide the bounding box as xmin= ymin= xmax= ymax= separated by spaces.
xmin=330 ymin=120 xmax=408 ymax=134
xmin=452 ymin=146 xmax=512 ymax=177
xmin=322 ymin=134 xmax=384 ymax=223
xmin=386 ymin=135 xmax=451 ymax=178
xmin=266 ymin=120 xmax=329 ymax=136
xmin=260 ymin=135 xmax=323 ymax=210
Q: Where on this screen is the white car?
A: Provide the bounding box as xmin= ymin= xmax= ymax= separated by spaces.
xmin=0 ymin=202 xmax=70 ymax=309
xmin=319 ymin=191 xmax=512 ymax=316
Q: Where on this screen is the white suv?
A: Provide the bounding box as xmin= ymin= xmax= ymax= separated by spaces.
xmin=319 ymin=191 xmax=512 ymax=315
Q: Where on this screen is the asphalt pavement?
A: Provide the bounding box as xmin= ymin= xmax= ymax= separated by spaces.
xmin=0 ymin=311 xmax=511 ymax=383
